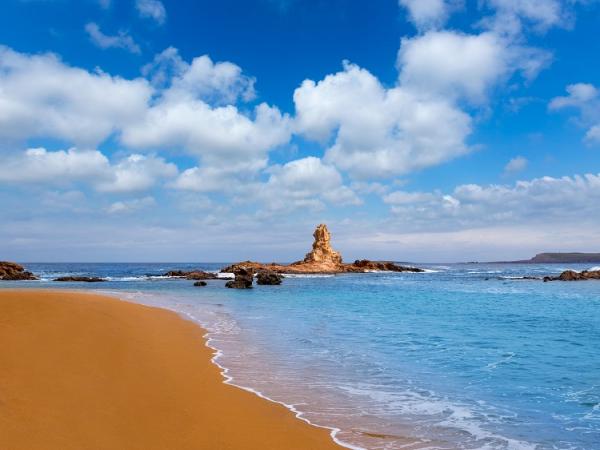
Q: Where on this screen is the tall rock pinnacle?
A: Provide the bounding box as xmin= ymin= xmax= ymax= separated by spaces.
xmin=303 ymin=224 xmax=343 ymax=265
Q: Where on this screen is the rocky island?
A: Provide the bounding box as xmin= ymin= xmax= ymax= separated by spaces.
xmin=221 ymin=224 xmax=423 ymax=275
xmin=0 ymin=261 xmax=38 ymax=280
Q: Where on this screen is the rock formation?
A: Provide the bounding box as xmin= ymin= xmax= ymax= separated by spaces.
xmin=193 ymin=281 xmax=207 ymax=287
xmin=345 ymin=259 xmax=424 ymax=273
xmin=0 ymin=261 xmax=38 ymax=280
xmin=164 ymin=270 xmax=219 ymax=280
xmin=54 ymin=276 xmax=106 ymax=282
xmin=225 ymin=267 xmax=254 ymax=289
xmin=300 ymin=224 xmax=342 ymax=267
xmin=220 ymin=224 xmax=423 ymax=275
xmin=543 ymin=269 xmax=600 ymax=282
xmin=256 ymin=270 xmax=283 ymax=285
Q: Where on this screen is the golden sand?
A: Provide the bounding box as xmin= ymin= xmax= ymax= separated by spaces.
xmin=0 ymin=290 xmax=342 ymax=450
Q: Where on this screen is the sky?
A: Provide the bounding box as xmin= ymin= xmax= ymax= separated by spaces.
xmin=1 ymin=0 xmax=600 ymax=262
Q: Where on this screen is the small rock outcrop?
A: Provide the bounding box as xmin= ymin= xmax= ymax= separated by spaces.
xmin=193 ymin=281 xmax=207 ymax=287
xmin=54 ymin=276 xmax=106 ymax=282
xmin=256 ymin=270 xmax=283 ymax=285
xmin=225 ymin=267 xmax=253 ymax=289
xmin=543 ymin=269 xmax=600 ymax=282
xmin=0 ymin=261 xmax=38 ymax=280
xmin=164 ymin=270 xmax=219 ymax=280
xmin=347 ymin=259 xmax=424 ymax=273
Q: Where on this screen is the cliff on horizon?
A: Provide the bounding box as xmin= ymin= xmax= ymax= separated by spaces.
xmin=523 ymin=253 xmax=600 ymax=263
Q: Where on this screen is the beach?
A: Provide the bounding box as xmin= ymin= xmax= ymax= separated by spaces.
xmin=0 ymin=290 xmax=341 ymax=450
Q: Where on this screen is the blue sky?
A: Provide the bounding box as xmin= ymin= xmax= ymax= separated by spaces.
xmin=1 ymin=0 xmax=600 ymax=262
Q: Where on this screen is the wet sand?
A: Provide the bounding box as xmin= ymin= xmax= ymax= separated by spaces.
xmin=0 ymin=290 xmax=342 ymax=450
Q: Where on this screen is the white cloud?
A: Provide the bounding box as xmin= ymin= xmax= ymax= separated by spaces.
xmin=504 ymin=156 xmax=528 ymax=173
xmin=293 ymin=61 xmax=472 ymax=179
xmin=0 ymin=147 xmax=110 ymax=184
xmin=136 ymin=0 xmax=167 ymax=25
xmin=293 ymin=23 xmax=552 ymax=180
xmin=384 ymin=173 xmax=600 ymax=231
xmin=550 ymin=83 xmax=600 ymax=144
xmin=85 ymin=23 xmax=141 ymax=54
xmin=96 ymin=154 xmax=178 ymax=193
xmin=122 ymin=101 xmax=290 ymax=167
xmin=398 ymin=0 xmax=457 ymax=31
xmin=480 ymin=0 xmax=567 ymax=36
xmin=170 ymin=158 xmax=267 ymax=193
xmin=98 ymin=0 xmax=111 ymax=9
xmin=142 ymin=47 xmax=256 ymax=104
xmin=549 ymin=83 xmax=598 ymax=109
xmin=107 ymin=196 xmax=156 ymax=214
xmin=255 ymin=157 xmax=361 ymax=212
xmin=398 ymin=30 xmax=550 ymax=103
xmin=0 ymin=45 xmax=151 ymax=147
xmin=0 ymin=148 xmax=177 ymax=192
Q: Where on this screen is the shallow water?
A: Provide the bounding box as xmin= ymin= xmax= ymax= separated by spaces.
xmin=3 ymin=262 xmax=600 ymax=449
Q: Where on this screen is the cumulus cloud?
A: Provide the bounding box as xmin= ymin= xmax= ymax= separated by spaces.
xmin=398 ymin=31 xmax=549 ymax=103
xmin=107 ymin=196 xmax=156 ymax=214
xmin=0 ymin=45 xmax=290 ymax=186
xmin=504 ymin=156 xmax=528 ymax=174
xmin=0 ymin=148 xmax=177 ymax=192
xmin=136 ymin=0 xmax=167 ymax=25
xmin=398 ymin=0 xmax=455 ymax=30
xmin=142 ymin=47 xmax=256 ymax=104
xmin=85 ymin=22 xmax=141 ymax=54
xmin=0 ymin=148 xmax=110 ymax=184
xmin=0 ymin=45 xmax=151 ymax=147
xmin=550 ymin=83 xmax=600 ymax=143
xmin=96 ymin=154 xmax=178 ymax=193
xmin=170 ymin=158 xmax=267 ymax=193
xmin=384 ymin=173 xmax=600 ymax=231
xmin=253 ymin=157 xmax=360 ymax=212
xmin=293 ymin=61 xmax=472 ymax=179
xmin=480 ymin=0 xmax=568 ymax=36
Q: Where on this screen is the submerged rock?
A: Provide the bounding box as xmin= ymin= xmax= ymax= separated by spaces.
xmin=543 ymin=269 xmax=600 ymax=282
xmin=225 ymin=267 xmax=253 ymax=289
xmin=193 ymin=281 xmax=207 ymax=287
xmin=256 ymin=270 xmax=283 ymax=285
xmin=54 ymin=276 xmax=106 ymax=282
xmin=164 ymin=270 xmax=219 ymax=280
xmin=0 ymin=261 xmax=38 ymax=280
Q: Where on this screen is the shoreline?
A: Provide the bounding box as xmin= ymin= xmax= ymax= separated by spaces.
xmin=0 ymin=289 xmax=344 ymax=450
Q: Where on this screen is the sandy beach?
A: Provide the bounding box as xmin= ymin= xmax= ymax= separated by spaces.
xmin=0 ymin=290 xmax=341 ymax=450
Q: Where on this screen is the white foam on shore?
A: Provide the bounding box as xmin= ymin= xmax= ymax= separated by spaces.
xmin=181 ymin=309 xmax=365 ymax=450
xmin=284 ymin=273 xmax=335 ymax=278
xmin=100 ymin=290 xmax=363 ymax=450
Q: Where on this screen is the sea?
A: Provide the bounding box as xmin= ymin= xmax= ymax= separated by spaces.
xmin=2 ymin=262 xmax=600 ymax=450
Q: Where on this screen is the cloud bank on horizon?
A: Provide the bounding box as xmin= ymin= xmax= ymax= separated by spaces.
xmin=1 ymin=0 xmax=600 ymax=262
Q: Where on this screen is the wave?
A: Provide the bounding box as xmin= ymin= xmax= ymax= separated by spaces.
xmin=283 ymin=273 xmax=335 ymax=278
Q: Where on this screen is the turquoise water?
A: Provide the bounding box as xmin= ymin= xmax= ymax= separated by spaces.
xmin=3 ymin=262 xmax=600 ymax=449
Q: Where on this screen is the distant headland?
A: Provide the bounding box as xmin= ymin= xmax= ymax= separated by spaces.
xmin=511 ymin=253 xmax=600 ymax=264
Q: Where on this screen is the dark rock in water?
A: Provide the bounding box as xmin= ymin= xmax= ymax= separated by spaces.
xmin=256 ymin=270 xmax=283 ymax=285
xmin=0 ymin=261 xmax=38 ymax=280
xmin=225 ymin=267 xmax=253 ymax=289
xmin=164 ymin=270 xmax=218 ymax=280
xmin=193 ymin=281 xmax=207 ymax=287
xmin=54 ymin=276 xmax=106 ymax=282
xmin=543 ymin=269 xmax=600 ymax=282
xmin=348 ymin=259 xmax=425 ymax=273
